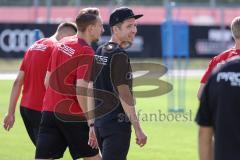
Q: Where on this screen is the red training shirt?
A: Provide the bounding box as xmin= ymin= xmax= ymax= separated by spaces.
xmin=20 ymin=38 xmax=56 ymax=111
xmin=42 ymin=36 xmax=94 ymax=116
xmin=201 ymin=48 xmax=240 ymax=83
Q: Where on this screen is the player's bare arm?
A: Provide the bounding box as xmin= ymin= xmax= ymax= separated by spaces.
xmin=3 ymin=71 xmax=24 ymax=131
xmin=198 ymin=126 xmax=214 ymax=160
xmin=44 ymin=71 xmax=51 ymax=89
xmin=197 ymin=83 xmax=206 ymax=100
xmin=76 ymin=80 xmax=98 ymax=149
xmin=117 ymin=84 xmax=147 ymax=147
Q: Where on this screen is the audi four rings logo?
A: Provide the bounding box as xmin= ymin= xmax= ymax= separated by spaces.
xmin=0 ymin=29 xmax=44 ymax=52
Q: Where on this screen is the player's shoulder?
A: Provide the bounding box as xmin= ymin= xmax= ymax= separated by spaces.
xmin=60 ymin=35 xmax=76 ymax=43
xmin=58 ymin=36 xmax=79 ymax=49
xmin=41 ymin=37 xmax=54 ymax=43
xmin=221 ymin=56 xmax=240 ymax=69
xmin=212 ymin=56 xmax=240 ymax=76
xmin=61 ymin=36 xmax=88 ymax=48
xmin=26 ymin=38 xmax=53 ymax=53
xmin=98 ymin=42 xmax=127 ymax=55
xmin=76 ymin=38 xmax=94 ymax=55
xmin=80 ymin=45 xmax=94 ymax=56
xmin=34 ymin=37 xmax=57 ymax=48
xmin=213 ymin=48 xmax=236 ymax=61
xmin=31 ymin=38 xmax=47 ymax=45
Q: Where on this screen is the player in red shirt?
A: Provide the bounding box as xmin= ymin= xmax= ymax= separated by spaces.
xmin=197 ymin=16 xmax=240 ymax=100
xmin=3 ymin=22 xmax=77 ymax=146
xmin=35 ymin=8 xmax=104 ymax=160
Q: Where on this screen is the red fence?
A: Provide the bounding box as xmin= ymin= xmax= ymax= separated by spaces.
xmin=0 ymin=6 xmax=239 ymax=25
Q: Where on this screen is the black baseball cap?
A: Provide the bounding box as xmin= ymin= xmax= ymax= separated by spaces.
xmin=109 ymin=7 xmax=143 ymax=27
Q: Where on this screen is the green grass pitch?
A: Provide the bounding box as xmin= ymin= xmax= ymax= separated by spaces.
xmin=0 ymin=77 xmax=200 ymax=160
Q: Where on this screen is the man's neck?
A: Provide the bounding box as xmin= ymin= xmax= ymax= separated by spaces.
xmin=110 ymin=36 xmax=130 ymax=48
xmin=50 ymin=34 xmax=58 ymax=41
xmin=77 ymin=32 xmax=91 ymax=45
xmin=235 ymin=40 xmax=240 ymax=50
xmin=109 ymin=36 xmax=121 ymax=45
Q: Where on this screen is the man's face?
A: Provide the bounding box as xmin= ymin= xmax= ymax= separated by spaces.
xmin=116 ymin=18 xmax=137 ymax=44
xmin=91 ymin=16 xmax=104 ymax=42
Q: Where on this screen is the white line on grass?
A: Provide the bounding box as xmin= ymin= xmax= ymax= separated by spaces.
xmin=0 ymin=70 xmax=204 ymax=80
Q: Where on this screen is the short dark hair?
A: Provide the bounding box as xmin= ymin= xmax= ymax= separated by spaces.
xmin=57 ymin=22 xmax=77 ymax=33
xmin=75 ymin=8 xmax=100 ymax=32
xmin=110 ymin=22 xmax=123 ymax=34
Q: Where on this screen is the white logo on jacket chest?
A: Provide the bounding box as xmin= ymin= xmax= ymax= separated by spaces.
xmin=95 ymin=55 xmax=108 ymax=65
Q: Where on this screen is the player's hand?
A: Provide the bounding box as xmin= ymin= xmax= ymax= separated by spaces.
xmin=3 ymin=113 xmax=15 ymax=131
xmin=88 ymin=127 xmax=98 ymax=149
xmin=135 ymin=129 xmax=147 ymax=147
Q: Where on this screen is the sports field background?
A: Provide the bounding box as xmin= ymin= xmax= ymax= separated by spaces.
xmin=0 ymin=58 xmax=210 ymax=159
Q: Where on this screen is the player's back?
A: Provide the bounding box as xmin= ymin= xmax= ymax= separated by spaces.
xmin=20 ymin=38 xmax=56 ymax=111
xmin=207 ymin=57 xmax=240 ymax=160
xmin=43 ymin=36 xmax=94 ymax=114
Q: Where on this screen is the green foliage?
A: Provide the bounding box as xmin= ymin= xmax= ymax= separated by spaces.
xmin=1 ymin=0 xmax=240 ymax=6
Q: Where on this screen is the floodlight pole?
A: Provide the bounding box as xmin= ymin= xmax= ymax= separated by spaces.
xmin=116 ymin=0 xmax=125 ymax=6
xmin=76 ymin=0 xmax=81 ymax=14
xmin=46 ymin=0 xmax=52 ymax=23
xmin=33 ymin=0 xmax=39 ymax=23
xmin=164 ymin=0 xmax=173 ymax=21
xmin=210 ymin=0 xmax=216 ymax=7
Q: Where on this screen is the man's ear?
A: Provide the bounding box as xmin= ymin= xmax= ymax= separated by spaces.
xmin=89 ymin=25 xmax=94 ymax=32
xmin=112 ymin=26 xmax=119 ymax=34
xmin=86 ymin=24 xmax=94 ymax=33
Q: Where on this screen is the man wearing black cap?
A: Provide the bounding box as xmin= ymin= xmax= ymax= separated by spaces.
xmin=90 ymin=7 xmax=147 ymax=160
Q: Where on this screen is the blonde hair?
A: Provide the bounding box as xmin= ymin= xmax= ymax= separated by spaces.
xmin=231 ymin=16 xmax=240 ymax=40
